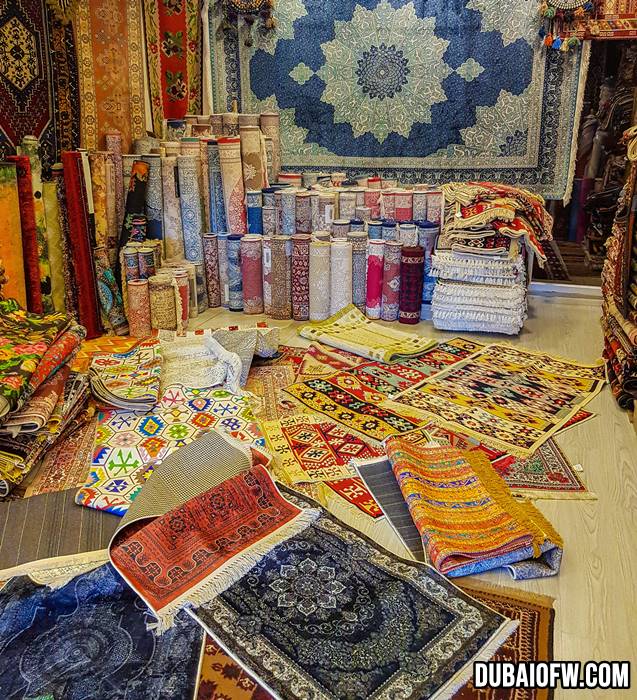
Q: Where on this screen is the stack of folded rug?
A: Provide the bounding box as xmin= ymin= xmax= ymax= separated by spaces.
xmin=0 ymin=300 xmax=88 ymax=495
xmin=430 ymin=182 xmax=553 ymax=335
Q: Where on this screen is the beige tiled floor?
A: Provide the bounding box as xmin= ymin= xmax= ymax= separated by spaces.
xmin=194 ymin=295 xmax=637 ymax=698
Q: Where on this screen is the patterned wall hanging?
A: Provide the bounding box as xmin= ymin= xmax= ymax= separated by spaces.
xmin=143 ymin=0 xmax=202 ymax=137
xmin=539 ymin=0 xmax=602 ymax=50
xmin=0 ymin=1 xmax=80 ymax=174
xmin=217 ymin=0 xmax=589 ymax=200
xmin=75 ymin=0 xmax=146 ymax=151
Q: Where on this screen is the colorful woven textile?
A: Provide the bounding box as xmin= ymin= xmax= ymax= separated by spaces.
xmin=120 ymin=160 xmax=150 ymax=251
xmin=77 ymin=389 xmax=264 ymax=516
xmin=161 ymin=155 xmax=185 ymax=259
xmin=0 ymin=565 xmax=202 ymax=699
xmin=270 ymin=236 xmax=292 ymax=320
xmin=240 ymin=125 xmax=267 ymax=190
xmin=299 ymin=304 xmax=435 ymax=362
xmin=62 ymin=151 xmax=102 ymax=338
xmin=52 ymin=164 xmax=78 ymax=316
xmin=8 ymin=155 xmax=42 ymax=313
xmin=143 ymin=0 xmax=201 ymax=135
xmin=386 ymin=438 xmax=563 ymax=579
xmin=178 ymin=154 xmax=205 ymax=262
xmin=127 ymin=279 xmax=153 ymax=338
xmin=42 ymin=180 xmax=66 ymax=312
xmin=294 ymin=341 xmax=363 ymax=382
xmin=308 ymin=239 xmax=331 ymax=321
xmin=0 ymin=162 xmax=27 ymax=307
xmin=89 ymin=338 xmax=162 ymax=413
xmin=203 ymin=234 xmax=221 ymax=308
xmin=348 ymin=230 xmax=368 ymax=311
xmin=245 ymin=364 xmax=297 ymax=421
xmin=191 ymin=483 xmax=516 ymax=699
xmin=240 ymin=234 xmax=264 ymax=314
xmin=72 ymin=335 xmax=139 ymax=372
xmin=0 ymin=300 xmax=69 ymax=419
xmin=399 ymin=245 xmax=425 ymax=324
xmin=226 ymin=234 xmax=243 ymax=311
xmin=263 ymin=413 xmax=384 ymax=484
xmin=218 ymin=137 xmax=247 ymax=234
xmin=291 ymin=234 xmax=311 ymax=320
xmin=381 ymin=240 xmax=401 ymax=321
xmin=111 ymin=464 xmax=313 ymax=629
xmin=75 ymin=0 xmax=145 ymax=151
xmin=94 ymin=246 xmax=129 ymax=335
xmin=0 ymin=2 xmax=80 ymax=174
xmin=393 ymin=343 xmax=606 ymax=456
xmin=196 ymin=637 xmax=272 ymax=700
xmin=365 ymin=239 xmax=384 ymax=319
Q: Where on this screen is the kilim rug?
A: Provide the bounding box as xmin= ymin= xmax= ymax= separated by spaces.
xmin=262 ymin=413 xmax=384 ymax=484
xmin=251 ymin=344 xmax=307 ymax=377
xmin=455 ymin=581 xmax=555 ymax=700
xmin=385 ymin=438 xmax=563 ymax=579
xmin=71 ymin=335 xmax=140 ymax=372
xmin=76 ymin=390 xmax=264 ymax=516
xmin=0 ymin=488 xmax=119 ymax=580
xmin=184 ymin=482 xmax=517 ymax=699
xmin=0 ymin=564 xmax=203 ymax=699
xmin=392 ymin=344 xmax=606 ymax=457
xmin=298 ymin=304 xmax=436 ymax=362
xmin=196 ymin=636 xmax=272 ymax=700
xmin=294 ymin=341 xmax=364 ymax=382
xmin=245 ymin=365 xmax=298 ymax=421
xmin=225 ymin=0 xmax=589 ymax=199
xmin=0 ymin=1 xmax=80 ymax=174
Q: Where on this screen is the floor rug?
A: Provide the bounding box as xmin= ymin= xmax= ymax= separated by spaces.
xmin=188 ymin=483 xmax=517 ymax=700
xmin=196 ymin=636 xmax=272 ymax=700
xmin=298 ymin=304 xmax=436 ymax=362
xmin=245 ymin=365 xmax=298 ymax=421
xmin=392 ymin=344 xmax=606 ymax=457
xmin=0 ymin=488 xmax=119 ymax=580
xmin=71 ymin=335 xmax=140 ymax=372
xmin=262 ymin=413 xmax=383 ymax=484
xmin=294 ymin=341 xmax=364 ymax=382
xmin=231 ymin=0 xmax=588 ymax=200
xmin=76 ymin=390 xmax=264 ymax=516
xmin=455 ymin=581 xmax=555 ymax=700
xmin=0 ymin=564 xmax=203 ymax=700
xmin=385 ymin=438 xmax=563 ymax=579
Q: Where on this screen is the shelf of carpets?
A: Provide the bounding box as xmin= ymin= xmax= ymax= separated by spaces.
xmin=0 ymin=295 xmax=607 ymax=697
xmin=0 ymin=299 xmax=89 ymax=498
xmin=601 ymin=129 xmax=637 ymax=411
xmin=430 ymin=182 xmax=553 ymax=335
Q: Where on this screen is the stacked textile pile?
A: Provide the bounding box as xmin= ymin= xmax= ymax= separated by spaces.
xmin=0 ymin=300 xmax=88 ymax=495
xmin=430 ymin=182 xmax=553 ymax=334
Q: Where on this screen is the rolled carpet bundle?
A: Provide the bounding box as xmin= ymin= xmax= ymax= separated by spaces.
xmin=217 ymin=137 xmax=247 ymax=234
xmin=347 ymin=231 xmax=368 ymax=312
xmin=309 ymin=240 xmax=331 ymax=322
xmin=381 ymin=240 xmax=401 ymax=322
xmin=127 ymin=279 xmax=152 ymax=338
xmin=365 ymin=240 xmax=384 ymax=320
xmin=203 ymin=234 xmax=221 ymax=308
xmin=270 ymin=236 xmax=292 ymax=320
xmin=291 ymin=234 xmax=311 ymax=321
xmin=149 ymin=274 xmax=179 ymax=330
xmin=398 ymin=246 xmax=425 ymax=325
xmin=226 ymin=235 xmax=243 ymax=311
xmin=262 ymin=236 xmax=273 ymax=316
xmin=240 ymin=234 xmax=264 ymax=315
xmin=330 ymin=240 xmax=353 ymax=316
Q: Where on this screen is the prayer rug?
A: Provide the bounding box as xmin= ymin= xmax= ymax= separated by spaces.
xmin=0 ymin=2 xmax=80 ymax=174
xmin=23 ymin=418 xmax=96 ymax=497
xmin=188 ymin=483 xmax=517 ymax=699
xmin=0 ymin=564 xmax=203 ymax=699
xmin=231 ymin=0 xmax=588 ymax=200
xmin=0 ymin=299 xmax=69 ymax=419
xmin=262 ymin=413 xmax=384 ymax=484
xmin=392 ymin=343 xmax=606 ymax=457
xmin=385 ymin=438 xmax=563 ymax=579
xmin=71 ymin=335 xmax=140 ymax=372
xmin=245 ymin=365 xmax=297 ymax=421
xmin=455 ymin=581 xmax=555 ymax=700
xmin=298 ymin=304 xmax=436 ymax=362
xmin=196 ymin=637 xmax=272 ymax=700
xmin=89 ymin=338 xmax=163 ymax=413
xmin=76 ymin=389 xmax=264 ymax=515
xmin=0 ymin=488 xmax=119 ymax=580
xmin=75 ymin=0 xmax=145 ymax=151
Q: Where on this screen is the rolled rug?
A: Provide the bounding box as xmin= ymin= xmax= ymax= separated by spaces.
xmin=339 ymin=191 xmax=356 ymax=220
xmin=395 ymin=190 xmax=413 ymax=222
xmin=380 ymin=190 xmax=396 ymax=220
xmin=381 ymin=240 xmax=401 ymax=322
xmin=207 ymin=140 xmax=228 ymax=233
xmin=262 ymin=236 xmax=273 ymax=316
xmin=425 ymin=190 xmax=443 ymax=225
xmin=398 ymin=222 xmax=418 ymax=246
xmin=240 ymin=234 xmax=264 ymax=314
xmin=413 ymin=191 xmax=428 ymax=220
xmin=104 ymin=129 xmax=124 ymax=229
xmin=270 ymin=236 xmax=292 ymax=320
xmin=161 ymin=155 xmax=185 ymax=259
xmin=209 ymin=114 xmax=224 ymax=136
xmin=330 ymin=240 xmax=353 ymax=316
xmin=123 ymin=247 xmax=140 ymax=282
xmin=239 ymin=125 xmax=266 ymax=191
xmin=365 ymin=240 xmax=384 ymax=319
xmin=382 ymin=219 xmax=397 ymax=241
xmin=140 ymin=154 xmax=163 ymax=240
xmin=217 ymin=137 xmax=247 ymax=234
xmin=0 ymin=161 xmax=27 ymax=307
xmin=417 ymin=220 xmax=439 ymax=313
xmin=200 ymin=140 xmax=211 ymax=229
xmin=260 ymin=112 xmax=281 ymax=179
xmin=295 ymin=192 xmax=312 ymax=234
xmin=365 ymin=188 xmax=381 ymax=219
xmin=309 ymin=240 xmax=331 ymax=322
xmin=194 ymin=261 xmax=208 ymax=313
xmin=246 ymin=190 xmax=263 ymax=234
xmin=52 ymin=164 xmax=78 ymax=318
xmin=368 ymin=220 xmax=383 ymax=240
xmin=138 ymin=248 xmax=156 ymax=279
xmin=332 ymin=219 xmax=350 ymax=239
xmin=177 ymin=154 xmax=204 ymax=261
xmin=281 ymin=189 xmax=296 ymax=235
xmin=350 ymin=219 xmax=365 ymax=232
xmin=203 ymin=234 xmax=221 ymax=308
xmin=119 ymin=159 xmax=149 ymax=252
xmin=127 ymin=279 xmax=152 ymax=337
xmin=94 ymin=246 xmax=128 ymax=335
xmin=262 ymin=205 xmax=277 ymax=236
xmin=222 ymin=112 xmax=239 ymax=136
xmin=291 ymin=234 xmax=311 ymax=321
xmin=174 ymin=270 xmax=191 ymax=331
xmin=42 ymin=181 xmax=66 ymax=312
xmin=318 ymin=192 xmax=336 ymax=230
xmin=217 ymin=232 xmax=230 ymax=308
xmin=149 ymin=274 xmax=179 ymax=330
xmin=347 ymin=230 xmax=368 ymax=312
xmin=399 ymin=246 xmax=425 ymax=325
xmin=88 ymin=151 xmax=110 ymax=250
xmin=226 ymin=234 xmax=243 ymax=311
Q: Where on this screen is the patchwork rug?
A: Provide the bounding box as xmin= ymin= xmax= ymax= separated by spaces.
xmin=385 ymin=438 xmax=563 ymax=579
xmin=298 ymin=304 xmax=435 ymax=362
xmin=262 ymin=413 xmax=383 ymax=484
xmin=188 ymin=484 xmax=517 ymax=699
xmin=76 ymin=390 xmax=264 ymax=516
xmin=392 ymin=343 xmax=606 ymax=456
xmin=225 ymin=0 xmax=589 ymax=199
xmin=0 ymin=565 xmax=203 ymax=699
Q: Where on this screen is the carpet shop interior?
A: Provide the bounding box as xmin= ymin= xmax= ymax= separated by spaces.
xmin=0 ymin=1 xmax=636 ymax=698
